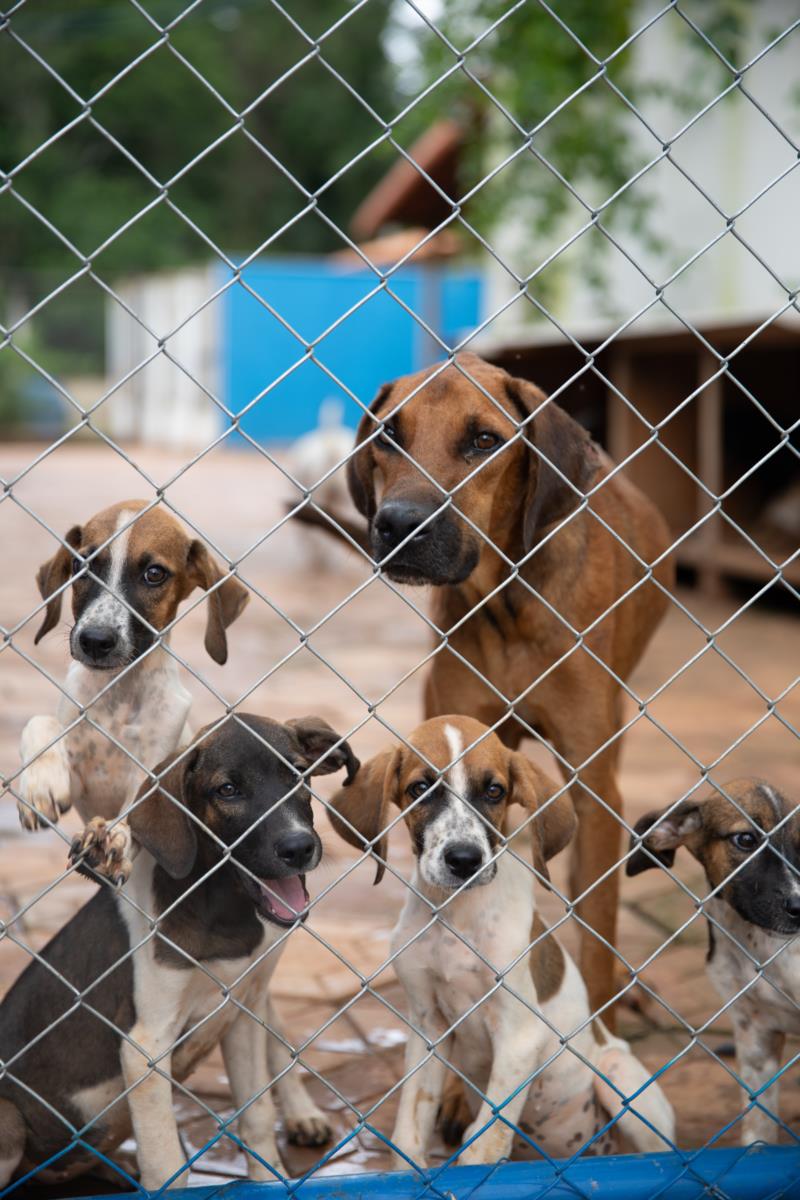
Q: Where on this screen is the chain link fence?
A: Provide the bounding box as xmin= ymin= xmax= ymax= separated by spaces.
xmin=1 ymin=2 xmax=800 ymax=1198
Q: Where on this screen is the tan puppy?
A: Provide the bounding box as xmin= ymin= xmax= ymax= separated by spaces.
xmin=628 ymin=778 xmax=800 ymax=1144
xmin=330 ymin=715 xmax=675 ymax=1167
xmin=17 ymin=500 xmax=248 ymax=874
xmin=300 ymin=352 xmax=673 ymax=1018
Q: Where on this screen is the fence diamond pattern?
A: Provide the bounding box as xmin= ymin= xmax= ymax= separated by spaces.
xmin=1 ymin=2 xmax=800 ymax=1199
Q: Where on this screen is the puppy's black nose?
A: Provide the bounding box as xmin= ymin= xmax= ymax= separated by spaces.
xmin=79 ymin=626 xmax=118 ymax=660
xmin=444 ymin=843 xmax=484 ymax=880
xmin=274 ymin=830 xmax=316 ymax=869
xmin=784 ymin=894 xmax=800 ymax=921
xmin=374 ymin=500 xmax=437 ymax=551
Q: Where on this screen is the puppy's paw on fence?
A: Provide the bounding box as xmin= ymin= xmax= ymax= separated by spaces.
xmin=17 ymin=752 xmax=72 ymax=831
xmin=70 ymin=817 xmax=133 ymax=886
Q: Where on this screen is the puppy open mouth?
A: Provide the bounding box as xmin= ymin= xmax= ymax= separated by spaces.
xmin=242 ymin=872 xmax=309 ymax=926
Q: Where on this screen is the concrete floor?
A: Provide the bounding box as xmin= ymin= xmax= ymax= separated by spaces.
xmin=1 ymin=441 xmax=799 ymax=1192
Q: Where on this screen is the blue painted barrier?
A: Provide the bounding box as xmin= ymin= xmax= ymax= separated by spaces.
xmin=79 ymin=1146 xmax=800 ymax=1200
xmin=220 ymin=257 xmax=483 ymax=443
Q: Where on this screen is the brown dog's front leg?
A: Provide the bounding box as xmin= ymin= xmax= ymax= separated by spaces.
xmin=562 ymin=750 xmax=623 ymax=1029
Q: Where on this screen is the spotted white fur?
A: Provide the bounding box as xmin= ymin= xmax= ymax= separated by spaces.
xmin=391 ymin=827 xmax=674 ymax=1167
xmin=706 ymin=894 xmax=800 ymax=1143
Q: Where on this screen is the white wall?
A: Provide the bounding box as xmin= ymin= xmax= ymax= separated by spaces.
xmin=478 ymin=1 xmax=800 ymax=350
xmin=105 ymin=266 xmax=222 ymax=450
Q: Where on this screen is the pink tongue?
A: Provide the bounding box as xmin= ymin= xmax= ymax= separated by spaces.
xmin=262 ymin=875 xmax=307 ymax=921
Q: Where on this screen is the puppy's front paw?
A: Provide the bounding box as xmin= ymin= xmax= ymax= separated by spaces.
xmin=285 ymin=1109 xmax=331 ymax=1147
xmin=458 ymin=1118 xmax=510 ymax=1166
xmin=70 ymin=817 xmax=132 ymax=886
xmin=18 ymin=753 xmax=72 ymax=831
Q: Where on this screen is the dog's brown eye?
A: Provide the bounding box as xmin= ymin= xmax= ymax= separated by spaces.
xmin=407 ymin=779 xmax=431 ymax=801
xmin=71 ymin=556 xmax=84 ymax=576
xmin=143 ymin=564 xmax=168 ymax=587
xmin=217 ymin=782 xmax=238 ymax=799
xmin=473 ymin=432 xmax=501 ymax=452
xmin=731 ymin=831 xmax=759 ymax=852
xmin=378 ymin=423 xmax=398 ymax=448
xmin=485 ymin=783 xmax=505 ymax=803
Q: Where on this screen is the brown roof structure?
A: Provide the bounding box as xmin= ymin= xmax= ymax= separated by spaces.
xmin=350 ymin=119 xmax=464 ymax=241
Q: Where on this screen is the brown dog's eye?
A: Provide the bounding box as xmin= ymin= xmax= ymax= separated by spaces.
xmin=730 ymin=830 xmax=760 ymax=852
xmin=143 ymin=564 xmax=169 ymax=587
xmin=472 ymin=432 xmax=501 ymax=452
xmin=216 ymin=782 xmax=238 ymax=799
xmin=407 ymin=779 xmax=432 ymax=801
xmin=71 ymin=556 xmax=84 ymax=576
xmin=485 ymin=783 xmax=505 ymax=803
xmin=378 ymin=423 xmax=398 ymax=448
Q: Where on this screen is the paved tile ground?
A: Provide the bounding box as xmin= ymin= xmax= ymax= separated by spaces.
xmin=1 ymin=441 xmax=799 ymax=1193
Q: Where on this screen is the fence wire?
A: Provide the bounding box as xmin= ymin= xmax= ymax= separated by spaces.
xmin=1 ymin=2 xmax=799 ymax=1198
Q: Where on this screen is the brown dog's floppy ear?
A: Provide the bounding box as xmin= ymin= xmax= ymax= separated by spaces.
xmin=346 ymin=382 xmax=394 ymax=520
xmin=505 ymin=375 xmax=599 ymax=552
xmin=186 ymin=540 xmax=249 ymax=665
xmin=508 ymin=751 xmax=577 ymax=885
xmin=128 ymin=750 xmax=199 ymax=879
xmin=626 ymin=802 xmax=702 ymax=877
xmin=285 ymin=716 xmax=360 ymax=783
xmin=34 ymin=525 xmax=82 ymax=644
xmin=326 ymin=746 xmax=402 ymax=884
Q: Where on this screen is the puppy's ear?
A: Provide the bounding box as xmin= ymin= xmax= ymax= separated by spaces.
xmin=508 ymin=751 xmax=576 ymax=885
xmin=346 ymin=382 xmax=394 ymax=520
xmin=129 ymin=750 xmax=199 ymax=879
xmin=285 ymin=716 xmax=360 ymax=783
xmin=626 ymin=802 xmax=702 ymax=877
xmin=186 ymin=540 xmax=249 ymax=665
xmin=505 ymin=375 xmax=599 ymax=552
xmin=34 ymin=525 xmax=82 ymax=644
xmin=326 ymin=747 xmax=402 ymax=884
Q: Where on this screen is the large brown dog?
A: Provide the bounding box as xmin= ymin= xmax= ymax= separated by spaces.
xmin=299 ymin=353 xmax=673 ymax=1015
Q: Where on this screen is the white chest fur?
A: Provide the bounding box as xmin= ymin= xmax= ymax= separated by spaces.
xmin=116 ymin=854 xmax=283 ymax=1081
xmin=59 ymin=651 xmax=192 ymax=821
xmin=707 ymin=899 xmax=800 ymax=1034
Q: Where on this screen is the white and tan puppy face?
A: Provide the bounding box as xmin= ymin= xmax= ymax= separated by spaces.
xmin=34 ymin=501 xmax=249 ymax=670
xmin=328 ymin=715 xmax=576 ymax=891
xmin=401 ymin=719 xmax=507 ymax=889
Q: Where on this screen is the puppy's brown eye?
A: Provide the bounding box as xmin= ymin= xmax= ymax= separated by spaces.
xmin=217 ymin=782 xmax=238 ymax=799
xmin=71 ymin=556 xmax=84 ymax=576
xmin=378 ymin=423 xmax=398 ymax=448
xmin=473 ymin=432 xmax=501 ymax=452
xmin=407 ymin=779 xmax=431 ymax=801
xmin=143 ymin=564 xmax=168 ymax=587
xmin=731 ymin=831 xmax=760 ymax=852
xmin=485 ymin=783 xmax=505 ymax=803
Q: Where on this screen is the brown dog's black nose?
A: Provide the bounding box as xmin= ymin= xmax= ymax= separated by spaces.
xmin=274 ymin=830 xmax=316 ymax=869
xmin=374 ymin=499 xmax=438 ymax=551
xmin=79 ymin=626 xmax=118 ymax=661
xmin=444 ymin=843 xmax=483 ymax=880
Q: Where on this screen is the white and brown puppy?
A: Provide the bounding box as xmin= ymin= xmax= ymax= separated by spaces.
xmin=0 ymin=713 xmax=358 ymax=1191
xmin=329 ymin=716 xmax=674 ymax=1168
xmin=17 ymin=500 xmax=248 ymax=871
xmin=628 ymin=778 xmax=800 ymax=1144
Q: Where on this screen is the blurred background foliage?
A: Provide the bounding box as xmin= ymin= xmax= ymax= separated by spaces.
xmin=0 ymin=0 xmax=748 ymax=407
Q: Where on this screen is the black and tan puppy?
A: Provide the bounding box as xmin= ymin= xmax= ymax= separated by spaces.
xmin=0 ymin=713 xmax=357 ymax=1192
xmin=628 ymin=778 xmax=800 ymax=1144
xmin=296 ymin=352 xmax=673 ymax=1017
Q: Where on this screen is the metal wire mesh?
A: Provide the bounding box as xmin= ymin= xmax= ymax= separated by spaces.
xmin=1 ymin=1 xmax=800 ymax=1198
